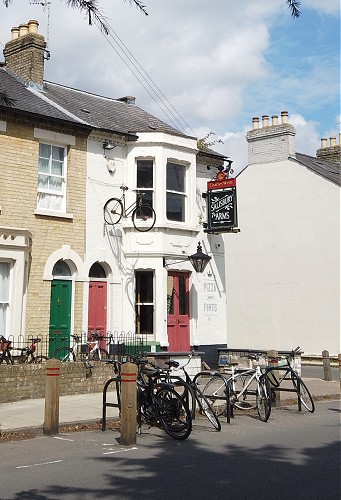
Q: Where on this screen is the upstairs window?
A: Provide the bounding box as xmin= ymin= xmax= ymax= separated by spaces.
xmin=37 ymin=143 xmax=66 ymax=212
xmin=136 ymin=159 xmax=154 ymax=208
xmin=166 ymin=162 xmax=186 ymax=222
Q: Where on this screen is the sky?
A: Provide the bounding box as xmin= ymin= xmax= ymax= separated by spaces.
xmin=0 ymin=0 xmax=339 ymax=173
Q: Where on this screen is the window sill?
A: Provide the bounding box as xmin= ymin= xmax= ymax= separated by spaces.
xmin=34 ymin=208 xmax=74 ymax=220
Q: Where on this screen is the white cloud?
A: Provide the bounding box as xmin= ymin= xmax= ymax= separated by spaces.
xmin=0 ymin=0 xmax=338 ymax=163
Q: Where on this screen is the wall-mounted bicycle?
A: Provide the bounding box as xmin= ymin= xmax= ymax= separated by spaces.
xmin=104 ymin=185 xmax=156 ymax=232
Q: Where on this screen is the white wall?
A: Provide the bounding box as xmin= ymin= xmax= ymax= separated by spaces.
xmin=226 ymin=160 xmax=340 ymax=356
xmin=85 ymin=132 xmax=227 ymax=349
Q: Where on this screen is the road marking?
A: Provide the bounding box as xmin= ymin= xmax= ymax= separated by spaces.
xmin=103 ymin=446 xmax=138 ymax=455
xmin=16 ymin=460 xmax=63 ymax=469
xmin=53 ymin=436 xmax=74 ymax=442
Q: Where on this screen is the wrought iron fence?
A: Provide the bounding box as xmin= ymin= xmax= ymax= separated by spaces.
xmin=3 ymin=331 xmax=154 ymax=362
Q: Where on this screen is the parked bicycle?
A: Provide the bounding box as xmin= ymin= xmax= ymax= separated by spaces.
xmin=203 ymin=353 xmax=272 ymax=422
xmin=0 ymin=335 xmax=13 ymax=365
xmin=104 ymin=185 xmax=156 ymax=232
xmin=132 ymin=355 xmax=192 ymax=440
xmin=263 ymin=346 xmax=315 ymax=413
xmin=161 ymin=354 xmax=221 ymax=431
xmin=51 ymin=332 xmax=109 ymax=362
xmin=14 ymin=338 xmax=48 ymax=364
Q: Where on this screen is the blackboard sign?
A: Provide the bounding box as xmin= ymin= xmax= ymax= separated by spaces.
xmin=204 ymin=182 xmax=238 ymax=233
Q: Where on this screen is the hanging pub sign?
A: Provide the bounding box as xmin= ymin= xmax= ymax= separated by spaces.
xmin=204 ymin=171 xmax=238 ymax=233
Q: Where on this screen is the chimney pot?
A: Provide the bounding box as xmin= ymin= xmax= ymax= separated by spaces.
xmin=320 ymin=138 xmax=328 ymax=149
xmin=272 ymin=115 xmax=279 ymax=126
xmin=11 ymin=27 xmax=20 ymax=40
xmin=281 ymin=111 xmax=289 ymax=124
xmin=330 ymin=137 xmax=336 ymax=147
xmin=252 ymin=117 xmax=259 ymax=130
xmin=18 ymin=23 xmax=29 ymax=37
xmin=28 ymin=20 xmax=39 ymax=34
xmin=262 ymin=115 xmax=269 ymax=127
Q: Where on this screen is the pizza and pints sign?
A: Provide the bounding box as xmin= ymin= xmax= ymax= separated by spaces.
xmin=204 ymin=171 xmax=238 ymax=233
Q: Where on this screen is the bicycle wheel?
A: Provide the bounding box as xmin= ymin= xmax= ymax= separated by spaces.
xmin=51 ymin=346 xmax=75 ymax=362
xmin=202 ymin=375 xmax=228 ymax=417
xmin=233 ymin=371 xmax=257 ymax=410
xmin=132 ymin=205 xmax=156 ymax=232
xmin=291 ymin=373 xmax=315 ymax=412
xmin=155 ymin=387 xmax=192 ymax=440
xmin=171 ymin=379 xmax=196 ymax=419
xmin=195 ymin=387 xmax=221 ymax=430
xmin=104 ymin=198 xmax=123 ymax=225
xmin=256 ymin=376 xmax=272 ymax=422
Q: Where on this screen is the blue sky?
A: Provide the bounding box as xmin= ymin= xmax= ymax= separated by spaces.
xmin=0 ymin=0 xmax=339 ymax=169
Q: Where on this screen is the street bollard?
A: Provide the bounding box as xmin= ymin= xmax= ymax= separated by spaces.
xmin=120 ymin=362 xmax=137 ymax=446
xmin=43 ymin=358 xmax=61 ymax=435
xmin=267 ymin=350 xmax=281 ymax=407
xmin=322 ymin=350 xmax=332 ymax=381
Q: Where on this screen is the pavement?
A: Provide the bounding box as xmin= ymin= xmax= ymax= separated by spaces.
xmin=0 ymin=376 xmax=340 ymax=436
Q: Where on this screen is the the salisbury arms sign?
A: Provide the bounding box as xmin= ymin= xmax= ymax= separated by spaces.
xmin=204 ymin=175 xmax=238 ymax=233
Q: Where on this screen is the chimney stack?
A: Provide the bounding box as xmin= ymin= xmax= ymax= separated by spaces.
xmin=3 ymin=20 xmax=46 ymax=88
xmin=316 ymin=135 xmax=341 ymax=163
xmin=246 ymin=111 xmax=296 ymax=165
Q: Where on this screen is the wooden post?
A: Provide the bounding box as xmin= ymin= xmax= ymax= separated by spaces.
xmin=322 ymin=350 xmax=332 ymax=381
xmin=43 ymin=358 xmax=61 ymax=435
xmin=267 ymin=350 xmax=281 ymax=407
xmin=120 ymin=362 xmax=137 ymax=446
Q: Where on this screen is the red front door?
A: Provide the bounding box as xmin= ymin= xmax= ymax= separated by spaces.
xmin=167 ymin=272 xmax=190 ymax=351
xmin=88 ymin=281 xmax=107 ymax=348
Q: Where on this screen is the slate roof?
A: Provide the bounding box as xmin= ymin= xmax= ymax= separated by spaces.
xmin=0 ymin=67 xmax=192 ymax=140
xmin=293 ymin=153 xmax=340 ymax=186
xmin=0 ymin=67 xmax=90 ymax=128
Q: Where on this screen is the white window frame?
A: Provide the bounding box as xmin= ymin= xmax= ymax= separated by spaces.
xmin=37 ymin=142 xmax=67 ymax=213
xmin=0 ymin=260 xmax=11 ymax=337
xmin=166 ymin=162 xmax=187 ymax=223
xmin=136 ymin=158 xmax=154 ymax=209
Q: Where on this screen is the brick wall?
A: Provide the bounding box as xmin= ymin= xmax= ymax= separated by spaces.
xmin=0 ymin=362 xmax=115 ymax=403
xmin=0 ymin=116 xmax=88 ymax=338
xmin=247 ymin=123 xmax=296 ymax=165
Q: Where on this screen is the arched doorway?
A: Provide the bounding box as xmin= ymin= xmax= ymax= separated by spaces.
xmin=48 ymin=260 xmax=72 ymax=357
xmin=88 ymin=263 xmax=107 ymax=347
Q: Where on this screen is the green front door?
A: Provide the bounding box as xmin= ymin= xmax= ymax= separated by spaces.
xmin=48 ymin=280 xmax=72 ymax=357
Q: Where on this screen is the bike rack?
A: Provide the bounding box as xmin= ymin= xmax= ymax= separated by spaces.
xmin=102 ymin=376 xmax=121 ymax=431
xmin=194 ymin=371 xmax=232 ymax=424
xmin=264 ymin=367 xmax=302 ymax=411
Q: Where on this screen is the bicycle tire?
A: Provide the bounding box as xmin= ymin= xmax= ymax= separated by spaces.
xmin=195 ymin=387 xmax=221 ymax=431
xmin=155 ymin=387 xmax=192 ymax=440
xmin=32 ymin=355 xmax=48 ymax=364
xmin=51 ymin=346 xmax=76 ymax=362
xmin=103 ymin=198 xmax=123 ymax=225
xmin=291 ymin=373 xmax=315 ymax=412
xmin=171 ymin=379 xmax=196 ymax=419
xmin=256 ymin=375 xmax=272 ymax=422
xmin=202 ymin=375 xmax=228 ymax=417
xmin=132 ymin=205 xmax=156 ymax=232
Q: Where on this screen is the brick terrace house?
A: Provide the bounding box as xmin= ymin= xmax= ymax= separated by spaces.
xmin=0 ymin=20 xmax=228 ymax=364
xmin=0 ymin=20 xmax=91 ymax=353
xmin=226 ymin=113 xmax=340 ymax=356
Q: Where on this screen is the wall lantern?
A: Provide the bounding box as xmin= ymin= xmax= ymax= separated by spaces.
xmin=103 ymin=141 xmax=117 ymax=151
xmin=163 ymin=242 xmax=211 ymax=273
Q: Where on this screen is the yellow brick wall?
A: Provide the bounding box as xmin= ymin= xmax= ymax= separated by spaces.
xmin=0 ymin=116 xmax=88 ymax=338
